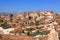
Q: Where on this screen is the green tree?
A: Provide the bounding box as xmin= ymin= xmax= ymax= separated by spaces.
xmin=10 ymin=14 xmax=13 ymax=22
xmin=27 ymin=30 xmax=40 ymax=36
xmin=27 ymin=30 xmax=49 ymax=36
xmin=1 ymin=22 xmax=11 ymax=29
xmin=0 ymin=19 xmax=3 ymax=23
xmin=10 ymin=17 xmax=13 ymax=22
xmin=10 ymin=14 xmax=13 ymax=17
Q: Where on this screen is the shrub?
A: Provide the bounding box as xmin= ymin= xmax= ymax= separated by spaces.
xmin=1 ymin=22 xmax=11 ymax=29
xmin=35 ymin=20 xmax=40 ymax=26
xmin=27 ymin=30 xmax=48 ymax=36
xmin=58 ymin=32 xmax=60 ymax=36
xmin=10 ymin=17 xmax=13 ymax=22
xmin=0 ymin=19 xmax=3 ymax=23
xmin=27 ymin=30 xmax=40 ymax=36
xmin=26 ymin=28 xmax=33 ymax=31
xmin=22 ymin=30 xmax=25 ymax=33
xmin=10 ymin=14 xmax=13 ymax=17
xmin=39 ymin=31 xmax=48 ymax=35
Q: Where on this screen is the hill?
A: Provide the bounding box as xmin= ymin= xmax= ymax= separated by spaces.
xmin=0 ymin=11 xmax=60 ymax=40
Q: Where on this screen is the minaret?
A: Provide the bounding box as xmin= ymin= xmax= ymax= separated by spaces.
xmin=48 ymin=26 xmax=59 ymax=40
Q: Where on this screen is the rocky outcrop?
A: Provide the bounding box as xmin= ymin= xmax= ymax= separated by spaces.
xmin=0 ymin=11 xmax=60 ymax=40
xmin=48 ymin=28 xmax=59 ymax=40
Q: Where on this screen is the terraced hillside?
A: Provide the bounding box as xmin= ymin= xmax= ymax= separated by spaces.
xmin=0 ymin=11 xmax=60 ymax=40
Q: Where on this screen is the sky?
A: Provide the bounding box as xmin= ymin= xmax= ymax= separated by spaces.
xmin=0 ymin=0 xmax=60 ymax=13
